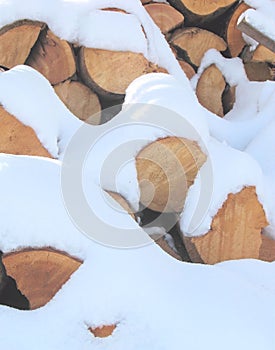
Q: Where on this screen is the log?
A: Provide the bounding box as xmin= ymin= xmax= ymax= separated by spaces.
xmin=136 ymin=137 xmax=206 ymax=213
xmin=145 ymin=2 xmax=184 ymax=34
xmin=54 ymin=80 xmax=101 ymax=124
xmin=89 ymin=325 xmax=116 ymax=338
xmin=107 ymin=191 xmax=136 ymax=220
xmin=225 ymin=2 xmax=250 ymax=57
xmin=0 ymin=106 xmax=52 ymax=157
xmin=170 ymin=27 xmax=227 ymax=67
xmin=0 ymin=20 xmax=43 ymax=69
xmin=222 ymin=84 xmax=236 ymax=114
xmin=78 ymin=48 xmax=166 ymax=97
xmin=182 ymin=187 xmax=268 ymax=264
xmin=2 ymin=248 xmax=82 ymax=309
xmin=259 ymin=235 xmax=275 ymax=262
xmin=150 ymin=234 xmax=182 ymax=260
xmin=196 ymin=64 xmax=226 ymax=117
xmin=244 ymin=62 xmax=274 ymax=81
xmin=178 ymin=59 xmax=195 ymax=79
xmin=168 ymin=0 xmax=237 ymax=25
xmin=26 ymin=28 xmax=76 ymax=85
xmin=251 ymin=45 xmax=275 ymax=64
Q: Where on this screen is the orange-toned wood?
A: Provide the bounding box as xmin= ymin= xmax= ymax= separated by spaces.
xmin=0 ymin=20 xmax=43 ymax=68
xmin=259 ymin=235 xmax=275 ymax=262
xmin=2 ymin=248 xmax=82 ymax=309
xmin=26 ymin=28 xmax=76 ymax=84
xmin=252 ymin=45 xmax=275 ymax=64
xmin=178 ymin=60 xmax=196 ymax=79
xmin=89 ymin=325 xmax=116 ymax=338
xmin=136 ymin=137 xmax=206 ymax=213
xmin=183 ymin=187 xmax=268 ymax=264
xmin=0 ymin=106 xmax=52 ymax=157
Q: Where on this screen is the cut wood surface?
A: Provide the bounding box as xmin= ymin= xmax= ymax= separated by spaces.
xmin=244 ymin=62 xmax=273 ymax=81
xmin=54 ymin=80 xmax=101 ymax=124
xmin=0 ymin=106 xmax=52 ymax=157
xmin=145 ymin=3 xmax=184 ymax=34
xmin=226 ymin=2 xmax=250 ymax=57
xmin=78 ymin=48 xmax=166 ymax=97
xmin=252 ymin=45 xmax=275 ymax=64
xmin=196 ymin=64 xmax=226 ymax=117
xmin=178 ymin=59 xmax=196 ymax=79
xmin=89 ymin=325 xmax=116 ymax=338
xmin=136 ymin=137 xmax=206 ymax=213
xmin=171 ymin=27 xmax=227 ymax=67
xmin=0 ymin=20 xmax=43 ymax=69
xmin=259 ymin=235 xmax=275 ymax=262
xmin=26 ymin=28 xmax=76 ymax=85
xmin=107 ymin=191 xmax=135 ymax=220
xmin=182 ymin=187 xmax=268 ymax=264
xmin=2 ymin=248 xmax=82 ymax=309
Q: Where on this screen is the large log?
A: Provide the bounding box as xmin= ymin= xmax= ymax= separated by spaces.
xmin=26 ymin=28 xmax=76 ymax=85
xmin=168 ymin=0 xmax=237 ymax=25
xmin=136 ymin=137 xmax=206 ymax=213
xmin=0 ymin=106 xmax=52 ymax=157
xmin=170 ymin=27 xmax=227 ymax=67
xmin=78 ymin=48 xmax=167 ymax=98
xmin=0 ymin=20 xmax=43 ymax=69
xmin=182 ymin=187 xmax=268 ymax=264
xmin=54 ymin=80 xmax=101 ymax=124
xmin=2 ymin=248 xmax=82 ymax=309
xmin=145 ymin=2 xmax=184 ymax=34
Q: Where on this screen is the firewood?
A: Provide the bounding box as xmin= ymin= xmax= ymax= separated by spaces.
xmin=89 ymin=325 xmax=116 ymax=338
xmin=136 ymin=137 xmax=206 ymax=213
xmin=0 ymin=106 xmax=52 ymax=157
xmin=78 ymin=48 xmax=166 ymax=97
xmin=182 ymin=187 xmax=268 ymax=264
xmin=170 ymin=27 xmax=227 ymax=67
xmin=26 ymin=28 xmax=76 ymax=85
xmin=0 ymin=20 xmax=43 ymax=69
xmin=178 ymin=59 xmax=195 ymax=79
xmin=54 ymin=80 xmax=101 ymax=124
xmin=259 ymin=235 xmax=275 ymax=262
xmin=196 ymin=64 xmax=226 ymax=117
xmin=251 ymin=45 xmax=275 ymax=64
xmin=145 ymin=2 xmax=184 ymax=34
xmin=222 ymin=84 xmax=236 ymax=114
xmin=2 ymin=248 xmax=82 ymax=309
xmin=107 ymin=191 xmax=135 ymax=220
xmin=244 ymin=62 xmax=274 ymax=81
xmin=168 ymin=0 xmax=237 ymax=25
xmin=225 ymin=2 xmax=250 ymax=57
xmin=150 ymin=234 xmax=182 ymax=260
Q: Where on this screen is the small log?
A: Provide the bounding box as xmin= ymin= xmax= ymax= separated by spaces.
xmin=107 ymin=191 xmax=135 ymax=220
xmin=196 ymin=64 xmax=226 ymax=117
xmin=182 ymin=187 xmax=268 ymax=264
xmin=145 ymin=2 xmax=184 ymax=34
xmin=0 ymin=106 xmax=52 ymax=157
xmin=0 ymin=20 xmax=43 ymax=69
xmin=89 ymin=325 xmax=116 ymax=338
xmin=178 ymin=59 xmax=196 ymax=79
xmin=170 ymin=27 xmax=227 ymax=67
xmin=150 ymin=234 xmax=182 ymax=261
xmin=54 ymin=80 xmax=101 ymax=124
xmin=78 ymin=48 xmax=166 ymax=98
xmin=136 ymin=137 xmax=206 ymax=213
xmin=259 ymin=235 xmax=275 ymax=262
xmin=226 ymin=2 xmax=250 ymax=57
xmin=244 ymin=62 xmax=274 ymax=81
xmin=251 ymin=45 xmax=275 ymax=64
xmin=168 ymin=0 xmax=237 ymax=25
xmin=26 ymin=28 xmax=76 ymax=85
xmin=2 ymin=248 xmax=82 ymax=309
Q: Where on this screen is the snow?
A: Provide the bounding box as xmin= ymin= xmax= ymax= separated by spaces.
xmin=0 ymin=0 xmax=275 ymax=348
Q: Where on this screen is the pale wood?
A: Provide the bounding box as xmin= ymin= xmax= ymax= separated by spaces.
xmin=54 ymin=80 xmax=101 ymax=124
xmin=178 ymin=59 xmax=195 ymax=79
xmin=237 ymin=16 xmax=275 ymax=53
xmin=259 ymin=235 xmax=275 ymax=262
xmin=0 ymin=20 xmax=43 ymax=69
xmin=145 ymin=3 xmax=184 ymax=34
xmin=183 ymin=187 xmax=268 ymax=264
xmin=0 ymin=106 xmax=52 ymax=157
xmin=107 ymin=191 xmax=135 ymax=220
xmin=136 ymin=137 xmax=206 ymax=213
xmin=196 ymin=65 xmax=226 ymax=117
xmin=2 ymin=248 xmax=82 ymax=310
xmin=252 ymin=45 xmax=275 ymax=64
xmin=244 ymin=62 xmax=273 ymax=81
xmin=226 ymin=2 xmax=250 ymax=57
xmin=78 ymin=48 xmax=166 ymax=97
xmin=26 ymin=28 xmax=76 ymax=85
xmin=171 ymin=27 xmax=227 ymax=67
xmin=89 ymin=325 xmax=116 ymax=338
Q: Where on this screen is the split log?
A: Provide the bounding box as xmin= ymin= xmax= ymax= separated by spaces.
xmin=170 ymin=27 xmax=227 ymax=67
xmin=107 ymin=191 xmax=135 ymax=220
xmin=168 ymin=0 xmax=237 ymax=26
xmin=259 ymin=235 xmax=275 ymax=262
xmin=222 ymin=84 xmax=236 ymax=114
xmin=54 ymin=80 xmax=101 ymax=124
xmin=2 ymin=248 xmax=82 ymax=309
xmin=89 ymin=325 xmax=116 ymax=338
xmin=0 ymin=106 xmax=52 ymax=157
xmin=145 ymin=2 xmax=184 ymax=34
xmin=26 ymin=28 xmax=76 ymax=85
xmin=78 ymin=48 xmax=167 ymax=98
xmin=244 ymin=62 xmax=274 ymax=81
xmin=196 ymin=64 xmax=226 ymax=117
xmin=178 ymin=59 xmax=195 ymax=79
xmin=136 ymin=137 xmax=206 ymax=213
xmin=251 ymin=45 xmax=275 ymax=64
xmin=150 ymin=234 xmax=182 ymax=260
xmin=225 ymin=2 xmax=250 ymax=57
xmin=182 ymin=187 xmax=268 ymax=264
xmin=0 ymin=20 xmax=43 ymax=69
